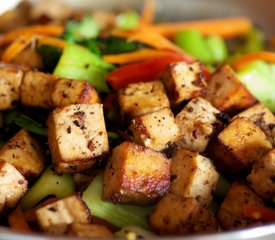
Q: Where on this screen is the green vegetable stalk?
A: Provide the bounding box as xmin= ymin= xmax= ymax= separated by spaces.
xmin=21 ymin=167 xmax=75 ymax=210
xmin=82 ymin=172 xmax=153 ymax=230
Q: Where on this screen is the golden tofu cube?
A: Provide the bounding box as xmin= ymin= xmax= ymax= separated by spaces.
xmin=149 ymin=194 xmax=218 ymax=235
xmin=47 ymin=103 xmax=109 ymax=174
xmin=127 ymin=108 xmax=180 ymax=151
xmin=52 ymin=78 xmax=100 ymax=107
xmin=0 ymin=160 xmax=28 ymax=214
xmin=118 ymin=81 xmax=170 ymax=121
xmin=208 ymin=117 xmax=272 ymax=178
xmin=234 ymin=103 xmax=275 ymax=147
xmin=160 ymin=61 xmax=207 ymax=106
xmin=35 ymin=194 xmax=91 ymax=235
xmin=21 ymin=71 xmax=58 ymax=109
xmin=216 ymin=181 xmax=264 ymax=230
xmin=68 ymin=223 xmax=114 ymax=238
xmin=175 ymin=97 xmax=225 ymax=153
xmin=206 ymin=64 xmax=256 ymax=113
xmin=0 ymin=65 xmax=23 ymax=110
xmin=170 ymin=149 xmax=219 ymax=206
xmin=247 ymin=149 xmax=275 ymax=201
xmin=103 ymin=141 xmax=170 ymax=205
xmin=0 ymin=129 xmax=46 ymax=180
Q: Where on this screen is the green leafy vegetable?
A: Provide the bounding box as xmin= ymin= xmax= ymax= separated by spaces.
xmin=53 ymin=44 xmax=114 ymax=93
xmin=82 ymin=172 xmax=153 ymax=229
xmin=116 ymin=11 xmax=140 ymax=30
xmin=21 ymin=167 xmax=75 ymax=210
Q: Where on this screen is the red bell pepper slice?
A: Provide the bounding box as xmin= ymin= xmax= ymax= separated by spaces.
xmin=243 ymin=204 xmax=275 ymax=222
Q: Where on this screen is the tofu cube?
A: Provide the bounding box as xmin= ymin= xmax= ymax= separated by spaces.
xmin=35 ymin=194 xmax=91 ymax=235
xmin=52 ymin=78 xmax=100 ymax=107
xmin=206 ymin=64 xmax=256 ymax=113
xmin=0 ymin=65 xmax=23 ymax=110
xmin=68 ymin=223 xmax=114 ymax=238
xmin=175 ymin=97 xmax=225 ymax=153
xmin=170 ymin=149 xmax=219 ymax=206
xmin=118 ymin=81 xmax=170 ymax=121
xmin=234 ymin=103 xmax=275 ymax=147
xmin=149 ymin=194 xmax=218 ymax=235
xmin=102 ymin=141 xmax=170 ymax=205
xmin=0 ymin=160 xmax=28 ymax=214
xmin=47 ymin=103 xmax=109 ymax=174
xmin=127 ymin=108 xmax=180 ymax=151
xmin=247 ymin=149 xmax=275 ymax=201
xmin=21 ymin=71 xmax=58 ymax=109
xmin=208 ymin=117 xmax=272 ymax=178
xmin=0 ymin=129 xmax=46 ymax=180
xmin=160 ymin=61 xmax=207 ymax=107
xmin=216 ymin=181 xmax=264 ymax=230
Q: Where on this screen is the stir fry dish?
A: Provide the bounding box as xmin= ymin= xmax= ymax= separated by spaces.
xmin=0 ymin=0 xmax=275 ymax=238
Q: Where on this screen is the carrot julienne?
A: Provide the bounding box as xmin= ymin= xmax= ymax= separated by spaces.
xmin=8 ymin=206 xmax=33 ymax=233
xmin=140 ymin=0 xmax=155 ymax=25
xmin=243 ymin=204 xmax=275 ymax=222
xmin=232 ymin=51 xmax=275 ymax=70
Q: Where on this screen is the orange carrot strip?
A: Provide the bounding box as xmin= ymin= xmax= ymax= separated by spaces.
xmin=103 ymin=48 xmax=181 ymax=64
xmin=140 ymin=0 xmax=155 ymax=25
xmin=1 ymin=34 xmax=34 ymax=62
xmin=232 ymin=51 xmax=275 ymax=70
xmin=37 ymin=36 xmax=67 ymax=49
xmin=0 ymin=24 xmax=64 ymax=46
xmin=8 ymin=206 xmax=33 ymax=233
xmin=153 ymin=17 xmax=252 ymax=38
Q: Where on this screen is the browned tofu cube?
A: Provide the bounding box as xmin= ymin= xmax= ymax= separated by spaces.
xmin=206 ymin=64 xmax=256 ymax=113
xmin=21 ymin=71 xmax=58 ymax=109
xmin=118 ymin=81 xmax=170 ymax=121
xmin=247 ymin=149 xmax=275 ymax=201
xmin=102 ymin=141 xmax=170 ymax=205
xmin=160 ymin=61 xmax=207 ymax=107
xmin=52 ymin=78 xmax=100 ymax=107
xmin=170 ymin=149 xmax=219 ymax=206
xmin=234 ymin=103 xmax=275 ymax=147
xmin=0 ymin=160 xmax=28 ymax=214
xmin=175 ymin=97 xmax=225 ymax=153
xmin=0 ymin=129 xmax=46 ymax=180
xmin=68 ymin=223 xmax=114 ymax=238
xmin=208 ymin=117 xmax=272 ymax=178
xmin=47 ymin=103 xmax=109 ymax=174
xmin=149 ymin=194 xmax=218 ymax=235
xmin=35 ymin=194 xmax=91 ymax=235
xmin=0 ymin=65 xmax=23 ymax=110
xmin=127 ymin=108 xmax=180 ymax=151
xmin=216 ymin=181 xmax=264 ymax=230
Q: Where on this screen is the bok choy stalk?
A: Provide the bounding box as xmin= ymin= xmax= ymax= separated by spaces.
xmin=82 ymin=172 xmax=153 ymax=230
xmin=53 ymin=44 xmax=114 ymax=93
xmin=21 ymin=167 xmax=75 ymax=210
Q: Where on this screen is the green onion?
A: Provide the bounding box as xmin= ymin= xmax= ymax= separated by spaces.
xmin=21 ymin=167 xmax=75 ymax=210
xmin=205 ymin=35 xmax=228 ymax=63
xmin=82 ymin=173 xmax=153 ymax=229
xmin=53 ymin=44 xmax=114 ymax=93
xmin=116 ymin=11 xmax=140 ymax=30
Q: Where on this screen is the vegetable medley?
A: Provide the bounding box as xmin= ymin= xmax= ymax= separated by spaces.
xmin=0 ymin=0 xmax=275 ymax=238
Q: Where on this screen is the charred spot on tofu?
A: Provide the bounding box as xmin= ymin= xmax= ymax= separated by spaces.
xmin=102 ymin=141 xmax=170 ymax=205
xmin=0 ymin=65 xmax=23 ymax=110
xmin=216 ymin=181 xmax=264 ymax=230
xmin=127 ymin=108 xmax=180 ymax=151
xmin=35 ymin=194 xmax=91 ymax=235
xmin=21 ymin=71 xmax=59 ymax=109
xmin=0 ymin=160 xmax=28 ymax=214
xmin=0 ymin=129 xmax=46 ymax=180
xmin=206 ymin=64 xmax=256 ymax=114
xmin=160 ymin=61 xmax=207 ymax=107
xmin=175 ymin=97 xmax=224 ymax=153
xmin=234 ymin=103 xmax=275 ymax=147
xmin=118 ymin=81 xmax=170 ymax=122
xmin=247 ymin=149 xmax=275 ymax=201
xmin=149 ymin=194 xmax=219 ymax=235
xmin=170 ymin=149 xmax=219 ymax=207
xmin=52 ymin=78 xmax=100 ymax=107
xmin=47 ymin=103 xmax=109 ymax=174
xmin=208 ymin=117 xmax=272 ymax=179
